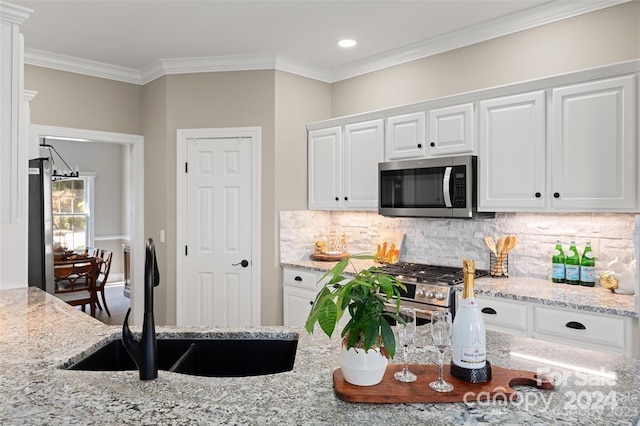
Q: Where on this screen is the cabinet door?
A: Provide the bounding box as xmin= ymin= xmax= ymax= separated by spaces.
xmin=385 ymin=112 xmax=426 ymax=160
xmin=428 ymin=103 xmax=474 ymax=156
xmin=550 ymin=75 xmax=637 ymax=211
xmin=343 ymin=119 xmax=384 ymax=210
xmin=479 ymin=91 xmax=546 ymax=211
xmin=283 ymin=286 xmax=316 ymax=327
xmin=308 ymin=127 xmax=342 ymax=209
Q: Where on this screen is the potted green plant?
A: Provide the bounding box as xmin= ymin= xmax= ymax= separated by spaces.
xmin=305 ymin=254 xmax=406 ymax=386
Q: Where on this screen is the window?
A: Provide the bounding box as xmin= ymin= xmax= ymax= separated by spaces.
xmin=52 ymin=174 xmax=95 ymax=250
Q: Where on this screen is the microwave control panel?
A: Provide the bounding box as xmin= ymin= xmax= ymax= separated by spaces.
xmin=451 ymin=166 xmax=466 ymax=207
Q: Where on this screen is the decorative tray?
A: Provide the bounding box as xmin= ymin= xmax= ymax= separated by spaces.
xmin=333 ymin=364 xmax=554 ymax=404
xmin=310 ymin=252 xmax=349 ymax=262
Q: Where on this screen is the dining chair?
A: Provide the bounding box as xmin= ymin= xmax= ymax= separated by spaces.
xmin=94 ymin=250 xmax=113 ymax=316
xmin=84 ymin=247 xmax=99 ymax=257
xmin=54 ymin=257 xmax=97 ymax=316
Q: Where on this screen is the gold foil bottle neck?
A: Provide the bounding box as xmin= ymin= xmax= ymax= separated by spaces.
xmin=462 ymin=259 xmax=476 ymax=299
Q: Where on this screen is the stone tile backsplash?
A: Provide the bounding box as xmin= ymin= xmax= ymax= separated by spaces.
xmin=280 ymin=210 xmax=638 ymax=280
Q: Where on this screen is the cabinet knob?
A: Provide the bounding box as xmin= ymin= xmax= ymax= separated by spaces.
xmin=481 ymin=307 xmax=497 ymax=315
xmin=553 ymin=192 xmax=560 ymax=198
xmin=430 ymin=142 xmax=435 ymax=147
xmin=535 ymin=192 xmax=541 ymax=198
xmin=417 ymin=143 xmax=422 ymax=149
xmin=335 ymin=197 xmax=339 ymax=201
xmin=565 ymin=321 xmax=586 ymax=330
xmin=294 ymin=276 xmax=302 ymax=282
xmin=309 ymin=300 xmax=313 ymax=306
xmin=344 ymin=197 xmax=348 ymax=201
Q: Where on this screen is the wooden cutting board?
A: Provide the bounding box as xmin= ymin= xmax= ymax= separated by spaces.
xmin=333 ymin=363 xmax=554 ymax=403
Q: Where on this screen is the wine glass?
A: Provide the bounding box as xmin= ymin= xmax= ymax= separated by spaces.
xmin=429 ymin=311 xmax=454 ymax=392
xmin=394 ymin=306 xmax=417 ymax=383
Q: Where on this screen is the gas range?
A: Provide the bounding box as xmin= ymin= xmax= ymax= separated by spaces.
xmin=376 ymin=262 xmax=488 ymax=320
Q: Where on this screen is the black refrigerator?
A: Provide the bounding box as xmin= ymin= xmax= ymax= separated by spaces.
xmin=28 ymin=158 xmax=55 ymax=294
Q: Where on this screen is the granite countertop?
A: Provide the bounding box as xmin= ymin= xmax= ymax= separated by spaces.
xmin=1 ymin=287 xmax=640 ymax=425
xmin=282 ymin=259 xmax=638 ymax=319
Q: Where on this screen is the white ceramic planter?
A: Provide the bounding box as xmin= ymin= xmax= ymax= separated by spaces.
xmin=340 ymin=346 xmax=388 ymax=386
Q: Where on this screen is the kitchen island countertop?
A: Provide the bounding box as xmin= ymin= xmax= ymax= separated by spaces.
xmin=282 ymin=259 xmax=638 ymax=319
xmin=1 ymin=287 xmax=639 ymax=425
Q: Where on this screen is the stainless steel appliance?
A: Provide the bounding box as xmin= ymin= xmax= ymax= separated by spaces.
xmin=378 ymin=155 xmax=493 ymax=219
xmin=376 ymin=262 xmax=488 ymax=323
xmin=28 ymin=158 xmax=55 ymax=294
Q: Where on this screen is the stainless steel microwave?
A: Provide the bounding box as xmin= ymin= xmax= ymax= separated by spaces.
xmin=378 ymin=155 xmax=493 ymax=219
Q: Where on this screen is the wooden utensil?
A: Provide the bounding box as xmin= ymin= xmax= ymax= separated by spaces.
xmin=492 ymin=235 xmax=518 ymax=275
xmin=491 ymin=236 xmax=506 ymax=275
xmin=483 ymin=236 xmax=497 ymax=255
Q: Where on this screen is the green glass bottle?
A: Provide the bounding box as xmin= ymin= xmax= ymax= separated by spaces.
xmin=551 ymin=240 xmax=565 ymax=283
xmin=580 ymin=241 xmax=596 ymax=287
xmin=565 ymin=241 xmax=580 ymax=285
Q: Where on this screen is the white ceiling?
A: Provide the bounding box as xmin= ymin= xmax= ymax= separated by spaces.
xmin=11 ymin=0 xmax=629 ymax=84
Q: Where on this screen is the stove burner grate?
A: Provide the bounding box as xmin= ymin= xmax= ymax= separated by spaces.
xmin=376 ymin=262 xmax=488 ymax=285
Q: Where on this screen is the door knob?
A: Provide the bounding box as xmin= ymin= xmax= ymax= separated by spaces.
xmin=232 ymin=260 xmax=249 ymax=267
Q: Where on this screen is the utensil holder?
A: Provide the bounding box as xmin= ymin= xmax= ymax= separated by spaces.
xmin=490 ymin=253 xmax=508 ymax=277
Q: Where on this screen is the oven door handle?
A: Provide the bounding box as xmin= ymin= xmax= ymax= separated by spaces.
xmin=384 ymin=303 xmax=444 ymax=320
xmin=443 ymin=166 xmax=452 ymax=207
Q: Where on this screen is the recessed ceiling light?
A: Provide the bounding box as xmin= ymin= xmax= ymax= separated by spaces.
xmin=338 ymin=39 xmax=357 ymax=48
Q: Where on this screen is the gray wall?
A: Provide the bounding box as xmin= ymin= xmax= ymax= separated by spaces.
xmin=331 ymin=1 xmax=640 ymax=116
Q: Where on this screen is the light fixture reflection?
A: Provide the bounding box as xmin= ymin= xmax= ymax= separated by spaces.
xmin=510 ymin=351 xmax=617 ymax=380
xmin=338 ymin=39 xmax=357 ymax=48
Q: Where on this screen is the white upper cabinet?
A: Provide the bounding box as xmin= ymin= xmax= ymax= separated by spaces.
xmin=550 ymin=75 xmax=636 ymax=211
xmin=343 ymin=120 xmax=384 ymax=209
xmin=427 ymin=103 xmax=475 ymax=156
xmin=479 ymin=91 xmax=546 ymax=211
xmin=308 ymin=119 xmax=383 ymax=211
xmin=385 ymin=112 xmax=426 ymax=160
xmin=308 ymin=127 xmax=342 ymax=209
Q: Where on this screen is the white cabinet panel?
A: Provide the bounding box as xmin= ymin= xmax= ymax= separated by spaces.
xmin=476 ymin=295 xmax=528 ymax=335
xmin=308 ymin=127 xmax=342 ymax=209
xmin=479 ymin=91 xmax=546 ymax=211
xmin=550 ymin=75 xmax=637 ymax=211
xmin=283 ymin=286 xmax=316 ymax=327
xmin=428 ymin=103 xmax=474 ymax=156
xmin=344 ymin=120 xmax=384 ymax=209
xmin=385 ymin=112 xmax=426 ymax=160
xmin=533 ymin=306 xmax=627 ymax=352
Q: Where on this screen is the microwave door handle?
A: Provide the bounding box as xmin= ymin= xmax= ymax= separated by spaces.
xmin=443 ymin=167 xmax=452 ymax=207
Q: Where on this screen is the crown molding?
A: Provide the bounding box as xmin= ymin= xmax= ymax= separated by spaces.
xmin=331 ymin=0 xmax=631 ymax=82
xmin=22 ymin=0 xmax=630 ymax=85
xmin=0 ymin=1 xmax=32 ymax=25
xmin=24 ymin=48 xmax=144 ymax=85
xmin=140 ymin=53 xmax=332 ymax=84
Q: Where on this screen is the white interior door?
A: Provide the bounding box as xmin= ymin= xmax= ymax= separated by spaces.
xmin=183 ymin=135 xmax=253 ymax=326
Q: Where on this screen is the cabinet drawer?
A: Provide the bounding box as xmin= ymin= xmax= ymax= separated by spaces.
xmin=283 ymin=268 xmax=320 ymax=291
xmin=533 ymin=306 xmax=626 ymax=350
xmin=476 ymin=296 xmax=528 ymax=333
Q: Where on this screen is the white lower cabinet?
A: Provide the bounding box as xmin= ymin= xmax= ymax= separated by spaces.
xmin=468 ymin=293 xmax=638 ymax=357
xmin=283 ymin=268 xmax=319 ymax=327
xmin=283 ymin=267 xmax=350 ymax=328
xmin=475 ymin=295 xmax=529 ymax=336
xmin=532 ymin=306 xmax=632 ymax=355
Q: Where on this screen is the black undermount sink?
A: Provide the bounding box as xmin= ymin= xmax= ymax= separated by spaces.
xmin=68 ymin=338 xmax=298 ymax=377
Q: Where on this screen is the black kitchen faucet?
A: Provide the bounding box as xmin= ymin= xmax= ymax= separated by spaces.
xmin=121 ymin=238 xmax=160 ymax=380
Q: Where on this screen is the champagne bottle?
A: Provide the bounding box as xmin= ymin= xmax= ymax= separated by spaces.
xmin=452 ymin=259 xmax=486 ymax=370
xmin=551 ymin=240 xmax=565 ymax=283
xmin=565 ymin=241 xmax=580 ymax=285
xmin=580 ymin=241 xmax=596 ymax=287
